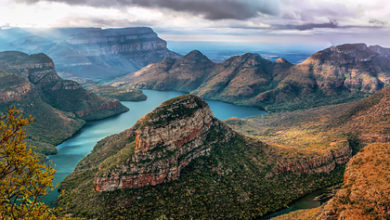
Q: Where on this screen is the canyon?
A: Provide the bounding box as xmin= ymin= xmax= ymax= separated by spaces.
xmin=0 ymin=51 xmax=128 ymax=155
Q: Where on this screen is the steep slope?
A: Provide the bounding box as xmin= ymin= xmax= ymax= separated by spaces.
xmin=58 ymin=95 xmax=351 ymax=219
xmin=0 ymin=27 xmax=180 ymax=81
xmin=113 ymin=50 xmax=216 ymax=92
xmin=274 ymin=142 xmax=390 ymax=220
xmin=115 ymin=44 xmax=390 ymax=112
xmin=0 ymin=51 xmax=128 ymax=154
xmin=193 ymin=53 xmax=292 ymax=105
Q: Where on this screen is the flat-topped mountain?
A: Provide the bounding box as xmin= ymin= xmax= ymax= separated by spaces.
xmin=0 ymin=51 xmax=128 ymax=155
xmin=58 ymin=94 xmax=351 ymax=219
xmin=114 ymin=44 xmax=390 ymax=112
xmin=0 ymin=27 xmax=180 ymax=81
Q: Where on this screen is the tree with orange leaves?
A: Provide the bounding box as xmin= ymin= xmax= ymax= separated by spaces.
xmin=0 ymin=106 xmax=57 ymax=219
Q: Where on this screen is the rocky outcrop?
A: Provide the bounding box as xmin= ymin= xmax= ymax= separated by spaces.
xmin=115 ymin=43 xmax=390 ymax=112
xmin=94 ymin=95 xmax=235 ymax=191
xmin=275 ymin=141 xmax=352 ymax=175
xmin=0 ymin=27 xmax=180 ymax=81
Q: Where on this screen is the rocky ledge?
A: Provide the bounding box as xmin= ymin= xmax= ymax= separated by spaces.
xmin=94 ymin=95 xmax=235 ymax=192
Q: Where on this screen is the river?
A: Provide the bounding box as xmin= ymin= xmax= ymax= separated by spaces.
xmin=44 ymin=90 xmax=267 ymax=205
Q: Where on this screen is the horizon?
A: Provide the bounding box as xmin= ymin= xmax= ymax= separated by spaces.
xmin=1 ymin=0 xmax=390 ymax=49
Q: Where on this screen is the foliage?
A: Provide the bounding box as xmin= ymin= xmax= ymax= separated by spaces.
xmin=0 ymin=106 xmax=59 ymax=219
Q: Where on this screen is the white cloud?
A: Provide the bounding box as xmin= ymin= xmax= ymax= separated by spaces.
xmin=0 ymin=0 xmax=389 ymax=46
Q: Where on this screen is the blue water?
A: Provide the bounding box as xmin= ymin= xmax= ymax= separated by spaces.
xmin=44 ymin=90 xmax=266 ymax=205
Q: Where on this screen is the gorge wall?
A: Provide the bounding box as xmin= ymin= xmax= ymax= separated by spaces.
xmin=0 ymin=51 xmax=128 ymax=155
xmin=0 ymin=27 xmax=180 ymax=81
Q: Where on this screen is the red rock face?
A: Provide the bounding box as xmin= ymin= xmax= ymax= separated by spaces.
xmin=94 ymin=95 xmax=235 ymax=192
xmin=276 ymin=141 xmax=352 ymax=175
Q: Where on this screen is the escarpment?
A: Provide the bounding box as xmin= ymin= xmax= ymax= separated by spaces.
xmin=0 ymin=27 xmax=180 ymax=81
xmin=0 ymin=51 xmax=128 ymax=155
xmin=93 ymin=95 xmax=236 ymax=191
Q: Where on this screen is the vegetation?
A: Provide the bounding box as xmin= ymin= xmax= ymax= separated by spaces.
xmin=0 ymin=106 xmax=58 ymax=219
xmin=85 ymin=84 xmax=147 ymax=102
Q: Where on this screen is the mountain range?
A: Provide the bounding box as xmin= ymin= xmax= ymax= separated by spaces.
xmin=0 ymin=27 xmax=180 ymax=82
xmin=0 ymin=51 xmax=128 ymax=155
xmin=113 ymin=43 xmax=390 ymax=112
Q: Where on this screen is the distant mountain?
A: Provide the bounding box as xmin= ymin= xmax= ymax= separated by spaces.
xmin=0 ymin=27 xmax=180 ymax=82
xmin=114 ymin=44 xmax=390 ymax=112
xmin=57 ymin=95 xmax=350 ymax=219
xmin=0 ymin=51 xmax=128 ymax=155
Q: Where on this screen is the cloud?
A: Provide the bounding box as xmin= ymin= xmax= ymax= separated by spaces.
xmin=273 ymin=19 xmax=383 ymax=31
xmin=18 ymin=0 xmax=280 ymax=20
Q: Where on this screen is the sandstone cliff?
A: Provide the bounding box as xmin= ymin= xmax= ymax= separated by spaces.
xmin=0 ymin=51 xmax=128 ymax=155
xmin=0 ymin=27 xmax=180 ymax=81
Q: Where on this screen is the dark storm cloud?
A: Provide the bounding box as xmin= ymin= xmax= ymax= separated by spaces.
xmin=229 ymin=19 xmax=382 ymax=31
xmin=18 ymin=0 xmax=279 ymax=20
xmin=277 ymin=20 xmax=339 ymax=30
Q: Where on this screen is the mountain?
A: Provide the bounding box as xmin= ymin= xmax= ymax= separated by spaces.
xmin=0 ymin=27 xmax=180 ymax=82
xmin=114 ymin=44 xmax=390 ymax=112
xmin=57 ymin=95 xmax=351 ymax=219
xmin=0 ymin=51 xmax=128 ymax=155
xmin=113 ymin=50 xmax=216 ymax=92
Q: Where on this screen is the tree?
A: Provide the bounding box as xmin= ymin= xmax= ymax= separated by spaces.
xmin=0 ymin=106 xmax=57 ymax=219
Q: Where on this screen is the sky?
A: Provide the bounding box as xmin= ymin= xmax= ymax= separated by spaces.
xmin=1 ymin=0 xmax=390 ymax=49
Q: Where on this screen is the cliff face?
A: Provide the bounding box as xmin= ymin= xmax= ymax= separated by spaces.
xmin=0 ymin=27 xmax=180 ymax=81
xmin=58 ymin=95 xmax=350 ymax=219
xmin=92 ymin=95 xmax=235 ymax=191
xmin=275 ymin=142 xmax=390 ymax=220
xmin=116 ymin=44 xmax=390 ymax=112
xmin=0 ymin=51 xmax=128 ymax=155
